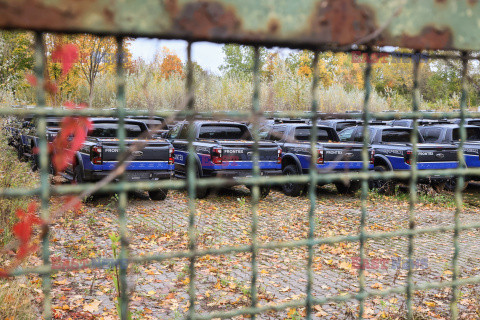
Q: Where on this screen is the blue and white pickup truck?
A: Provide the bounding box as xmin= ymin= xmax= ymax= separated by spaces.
xmin=167 ymin=120 xmax=282 ymax=198
xmin=419 ymin=124 xmax=480 ymax=190
xmin=266 ymin=123 xmax=372 ymax=196
xmin=338 ymin=125 xmax=459 ymax=192
xmin=64 ymin=118 xmax=174 ymax=200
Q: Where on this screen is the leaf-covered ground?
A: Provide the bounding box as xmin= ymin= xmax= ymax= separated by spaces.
xmin=27 ymin=184 xmax=480 ymax=319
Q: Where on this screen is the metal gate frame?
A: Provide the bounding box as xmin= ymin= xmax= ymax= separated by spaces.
xmin=1 ymin=1 xmax=480 ymax=319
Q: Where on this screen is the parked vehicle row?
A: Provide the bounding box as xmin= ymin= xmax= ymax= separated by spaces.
xmin=4 ymin=113 xmax=480 ymax=200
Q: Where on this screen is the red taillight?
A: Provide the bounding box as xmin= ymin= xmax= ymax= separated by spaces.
xmin=277 ymin=148 xmax=282 ymax=164
xmin=212 ymin=147 xmax=223 ymax=164
xmin=405 ymin=150 xmax=412 ymax=165
xmin=370 ymin=149 xmax=375 ymax=165
xmin=91 ymin=146 xmax=102 ymax=164
xmin=168 ymin=147 xmax=174 ymax=165
xmin=317 ymin=149 xmax=324 ymax=164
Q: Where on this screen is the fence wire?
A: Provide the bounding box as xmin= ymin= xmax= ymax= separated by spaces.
xmin=1 ymin=31 xmax=480 ymax=320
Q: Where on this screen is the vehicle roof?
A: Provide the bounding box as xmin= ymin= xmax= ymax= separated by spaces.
xmin=318 ymin=119 xmax=361 ymax=123
xmin=90 ymin=117 xmax=149 ymax=125
xmin=419 ymin=124 xmax=478 ymax=129
xmin=273 ymin=123 xmax=333 ymax=130
xmin=184 ymin=120 xmax=248 ymax=126
xmin=355 ymin=125 xmax=413 ymax=130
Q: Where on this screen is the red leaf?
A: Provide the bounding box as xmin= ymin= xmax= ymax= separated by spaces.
xmin=26 ymin=74 xmax=37 ymax=87
xmin=50 ymin=104 xmax=92 ymax=172
xmin=51 ymin=44 xmax=79 ymax=76
xmin=63 ymin=196 xmax=83 ymax=214
xmin=12 ymin=202 xmax=44 ymax=259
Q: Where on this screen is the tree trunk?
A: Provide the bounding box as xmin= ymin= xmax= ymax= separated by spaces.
xmin=88 ymin=80 xmax=94 ymax=107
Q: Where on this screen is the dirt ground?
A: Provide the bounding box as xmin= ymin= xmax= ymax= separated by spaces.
xmin=18 ymin=183 xmax=480 ymax=319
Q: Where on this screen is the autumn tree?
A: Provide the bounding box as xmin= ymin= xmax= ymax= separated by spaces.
xmin=76 ymin=35 xmax=118 ymax=106
xmin=0 ymin=31 xmax=34 ymax=94
xmin=157 ymin=47 xmax=183 ymax=79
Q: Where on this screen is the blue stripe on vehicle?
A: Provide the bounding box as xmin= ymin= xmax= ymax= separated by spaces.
xmin=175 ymin=150 xmax=281 ymax=170
xmin=80 ymin=153 xmax=173 ymax=171
xmin=465 ymin=154 xmax=480 ymax=168
xmin=386 ymin=155 xmax=458 ymax=170
xmin=297 ymin=154 xmax=372 ymax=170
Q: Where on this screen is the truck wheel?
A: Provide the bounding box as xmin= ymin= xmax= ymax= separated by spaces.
xmin=335 ymin=180 xmax=361 ymax=195
xmin=371 ymin=165 xmax=394 ymax=195
xmin=193 ymin=166 xmax=209 ymax=199
xmin=282 ymin=165 xmax=305 ymax=197
xmin=445 ymin=178 xmax=469 ymax=192
xmin=73 ymin=166 xmax=84 ymax=184
xmin=30 ymin=154 xmax=39 ymax=172
xmin=17 ymin=144 xmax=25 ymax=161
xmin=149 ymin=189 xmax=168 ymax=201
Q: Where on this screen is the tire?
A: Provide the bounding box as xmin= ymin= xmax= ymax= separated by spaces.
xmin=282 ymin=164 xmax=305 ymax=197
xmin=193 ymin=166 xmax=209 ymax=199
xmin=73 ymin=166 xmax=84 ymax=184
xmin=445 ymin=178 xmax=469 ymax=192
xmin=149 ymin=189 xmax=168 ymax=200
xmin=335 ymin=180 xmax=361 ymax=195
xmin=30 ymin=154 xmax=39 ymax=172
xmin=16 ymin=143 xmax=25 ymax=161
xmin=371 ymin=165 xmax=394 ymax=195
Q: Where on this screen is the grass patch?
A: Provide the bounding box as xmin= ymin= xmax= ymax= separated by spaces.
xmin=0 ymin=278 xmax=38 ymax=319
xmin=0 ymin=133 xmax=38 ymax=246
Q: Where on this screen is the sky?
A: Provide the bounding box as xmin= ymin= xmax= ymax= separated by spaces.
xmin=129 ymin=38 xmax=225 ymax=74
xmin=129 ymin=38 xmax=299 ymax=75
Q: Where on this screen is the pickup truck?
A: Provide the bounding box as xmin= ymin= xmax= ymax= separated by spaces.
xmin=338 ymin=125 xmax=459 ymax=192
xmin=167 ymin=120 xmax=282 ymax=198
xmin=4 ymin=115 xmax=61 ymax=170
xmin=419 ymin=124 xmax=480 ymax=190
xmin=266 ymin=123 xmax=372 ymax=196
xmin=64 ymin=118 xmax=174 ymax=200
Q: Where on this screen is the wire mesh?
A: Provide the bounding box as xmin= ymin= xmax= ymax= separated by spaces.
xmin=1 ymin=29 xmax=480 ymax=320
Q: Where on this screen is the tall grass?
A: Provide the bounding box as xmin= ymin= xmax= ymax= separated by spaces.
xmin=0 ymin=134 xmax=38 ymax=246
xmin=4 ymin=62 xmax=465 ymax=112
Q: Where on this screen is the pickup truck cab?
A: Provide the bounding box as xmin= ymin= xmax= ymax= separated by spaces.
xmin=66 ymin=118 xmax=174 ymax=200
xmin=419 ymin=124 xmax=480 ymax=190
xmin=338 ymin=125 xmax=458 ymax=192
xmin=167 ymin=120 xmax=282 ymax=198
xmin=267 ymin=124 xmax=372 ymax=196
xmin=316 ymin=119 xmax=362 ymax=132
xmin=126 ymin=116 xmax=169 ymax=138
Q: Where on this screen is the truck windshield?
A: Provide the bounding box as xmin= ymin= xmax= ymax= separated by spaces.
xmin=453 ymin=127 xmax=480 ymax=141
xmin=336 ymin=122 xmax=358 ymax=132
xmin=129 ymin=118 xmax=166 ymax=129
xmin=198 ymin=125 xmax=252 ymax=140
xmin=90 ymin=123 xmax=145 ymax=138
xmin=382 ymin=129 xmax=419 ymax=143
xmin=294 ymin=127 xmax=336 ymax=142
